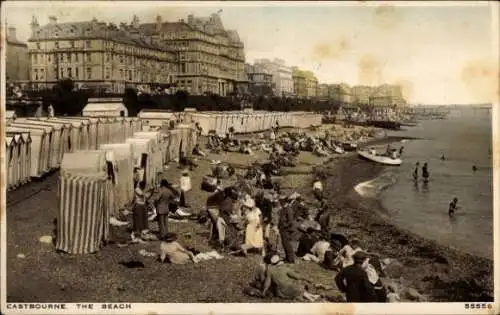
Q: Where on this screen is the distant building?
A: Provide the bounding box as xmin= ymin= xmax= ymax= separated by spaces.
xmin=254 ymin=58 xmax=294 ymax=97
xmin=140 ymin=13 xmax=246 ymax=96
xmin=28 ymin=15 xmax=177 ymax=93
xmin=352 ymin=85 xmax=374 ymax=105
xmin=303 ymin=71 xmax=318 ymax=98
xmin=6 ymin=26 xmax=30 ymax=83
xmin=317 ymin=83 xmax=329 ymax=99
xmin=292 ymin=67 xmax=307 ymax=98
xmin=328 ymin=83 xmax=352 ymax=104
xmin=246 ymin=63 xmax=274 ymax=96
xmin=370 ymin=84 xmax=407 ymax=107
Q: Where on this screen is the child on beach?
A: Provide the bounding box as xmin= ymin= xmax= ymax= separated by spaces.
xmin=449 ymin=197 xmax=459 ymax=217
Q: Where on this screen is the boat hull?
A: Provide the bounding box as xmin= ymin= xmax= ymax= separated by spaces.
xmin=357 ymin=150 xmax=402 ymax=166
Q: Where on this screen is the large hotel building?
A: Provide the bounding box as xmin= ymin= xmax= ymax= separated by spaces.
xmin=27 ymin=13 xmax=246 ymax=95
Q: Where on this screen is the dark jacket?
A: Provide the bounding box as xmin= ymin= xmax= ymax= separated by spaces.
xmin=206 ymin=190 xmax=225 ymax=208
xmin=296 ymin=234 xmax=319 ymax=257
xmin=335 ymin=264 xmax=378 ymax=302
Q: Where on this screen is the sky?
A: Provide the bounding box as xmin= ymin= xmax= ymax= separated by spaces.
xmin=4 ymin=1 xmax=499 ymax=105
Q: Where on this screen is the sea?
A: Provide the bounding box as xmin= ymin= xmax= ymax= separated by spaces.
xmin=355 ymin=106 xmax=493 ymax=260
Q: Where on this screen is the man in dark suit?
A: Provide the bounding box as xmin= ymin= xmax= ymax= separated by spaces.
xmin=335 ymin=251 xmax=378 ymax=302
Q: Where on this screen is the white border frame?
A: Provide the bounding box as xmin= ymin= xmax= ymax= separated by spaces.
xmin=1 ymin=1 xmax=499 ymax=314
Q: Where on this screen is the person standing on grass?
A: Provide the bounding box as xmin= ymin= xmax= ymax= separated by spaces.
xmin=335 ymin=251 xmax=378 ymax=302
xmin=132 ymin=181 xmax=152 ymax=243
xmin=152 ymin=180 xmax=177 ymax=239
xmin=179 ymin=169 xmax=192 ymax=208
xmin=279 ymin=197 xmax=297 ymax=263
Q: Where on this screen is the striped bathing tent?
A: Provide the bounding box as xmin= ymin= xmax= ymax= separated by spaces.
xmin=56 ymin=173 xmax=109 ymax=255
xmin=52 ymin=117 xmax=91 ymax=150
xmin=126 ymin=137 xmax=155 ymax=189
xmin=99 ymin=143 xmax=135 ymax=213
xmin=58 ymin=150 xmax=112 ymax=254
xmin=6 ymin=125 xmax=50 ymax=177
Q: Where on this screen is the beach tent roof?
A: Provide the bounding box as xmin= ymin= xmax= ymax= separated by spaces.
xmin=61 ymin=150 xmax=108 ymax=176
xmin=83 ymin=102 xmax=127 ymax=112
xmin=5 ymin=136 xmax=15 ymax=147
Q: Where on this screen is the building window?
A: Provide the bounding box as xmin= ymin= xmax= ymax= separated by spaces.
xmin=120 ymin=55 xmax=123 ymax=63
xmin=36 ymin=43 xmax=41 ymax=49
xmin=106 ymin=54 xmax=110 ymax=62
xmin=59 ymin=54 xmax=63 ymax=62
xmin=105 ymin=68 xmax=110 ymax=80
xmin=67 ymin=53 xmax=71 ymax=62
xmin=67 ymin=68 xmax=72 ymax=78
xmin=34 ymin=69 xmax=38 ymax=81
xmin=86 ymin=67 xmax=91 ymax=80
xmin=120 ymin=69 xmax=123 ymax=79
xmin=54 ymin=41 xmax=59 ymax=48
xmin=86 ymin=40 xmax=91 ymax=48
xmin=86 ymin=53 xmax=91 ymax=62
xmin=48 ymin=54 xmax=51 ymax=62
xmin=181 ymin=63 xmax=186 ymax=73
xmin=76 ymin=67 xmax=79 ymax=78
xmin=71 ymin=41 xmax=75 ymax=48
xmin=61 ymin=68 xmax=64 ymax=78
xmin=75 ymin=53 xmax=79 ymax=62
xmin=128 ymin=70 xmax=132 ymax=81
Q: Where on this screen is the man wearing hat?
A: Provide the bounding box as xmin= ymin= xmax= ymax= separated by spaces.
xmin=334 ymin=251 xmax=378 ymax=302
xmin=151 ymin=179 xmax=177 ymax=239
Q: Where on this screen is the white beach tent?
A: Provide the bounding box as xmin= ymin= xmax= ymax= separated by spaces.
xmin=82 ymin=101 xmax=128 ymax=118
xmin=126 ymin=137 xmax=155 ymax=189
xmin=100 ymin=143 xmax=135 ymax=210
xmin=16 ymin=118 xmax=66 ymax=168
xmin=6 ymin=131 xmax=32 ymax=186
xmin=133 ymin=132 xmax=162 ymax=184
xmin=58 ymin=150 xmax=112 ymax=254
xmin=45 ymin=118 xmax=84 ymax=152
xmin=26 ymin=118 xmax=73 ymax=157
xmin=5 ymin=136 xmax=17 ymax=190
xmin=6 ymin=126 xmax=48 ymax=178
xmin=58 ymin=117 xmax=100 ymax=150
xmin=9 ymin=121 xmax=60 ymax=169
xmin=52 ymin=117 xmax=90 ymax=150
xmin=8 ymin=123 xmax=53 ymax=173
xmin=137 ymin=109 xmax=175 ymax=128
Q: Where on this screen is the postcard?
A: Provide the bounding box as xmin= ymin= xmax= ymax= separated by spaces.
xmin=1 ymin=1 xmax=498 ymax=314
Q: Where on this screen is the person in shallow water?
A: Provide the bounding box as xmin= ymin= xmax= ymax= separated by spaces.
xmin=413 ymin=162 xmax=420 ymax=181
xmin=422 ymin=162 xmax=429 ymax=181
xmin=472 ymin=165 xmax=477 ymax=172
xmin=441 ymin=154 xmax=446 ymax=161
xmin=449 ymin=197 xmax=459 ymax=217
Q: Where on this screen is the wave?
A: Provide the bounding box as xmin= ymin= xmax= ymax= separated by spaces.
xmin=354 ymin=171 xmax=397 ymax=198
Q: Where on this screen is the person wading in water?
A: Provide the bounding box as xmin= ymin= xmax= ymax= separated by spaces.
xmin=413 ymin=162 xmax=420 ymax=181
xmin=422 ymin=162 xmax=429 ymax=183
xmin=448 ymin=197 xmax=459 ymax=217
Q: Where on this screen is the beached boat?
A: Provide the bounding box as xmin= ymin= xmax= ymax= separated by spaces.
xmin=333 ymin=145 xmax=345 ymax=154
xmin=357 ymin=149 xmax=402 ymax=166
xmin=342 ymin=142 xmax=358 ymax=152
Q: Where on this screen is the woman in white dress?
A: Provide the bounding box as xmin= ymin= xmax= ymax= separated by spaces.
xmin=230 ymin=197 xmax=264 ymax=256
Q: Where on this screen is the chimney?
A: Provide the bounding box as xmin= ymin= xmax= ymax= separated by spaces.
xmin=156 ymin=15 xmax=162 ymax=31
xmin=30 ymin=15 xmax=40 ymax=37
xmin=49 ymin=16 xmax=57 ymax=25
xmin=8 ymin=27 xmax=17 ymax=41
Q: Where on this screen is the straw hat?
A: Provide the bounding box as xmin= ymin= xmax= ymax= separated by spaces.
xmin=243 ymin=197 xmax=256 ymax=208
xmin=270 ymin=255 xmax=281 ymax=265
